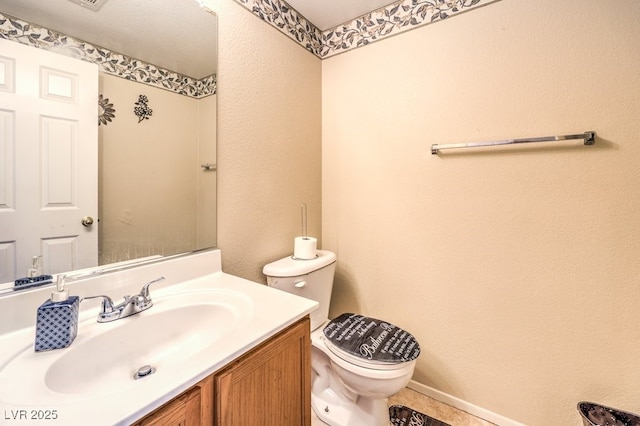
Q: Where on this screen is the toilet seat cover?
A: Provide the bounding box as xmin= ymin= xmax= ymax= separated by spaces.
xmin=323 ymin=313 xmax=420 ymax=365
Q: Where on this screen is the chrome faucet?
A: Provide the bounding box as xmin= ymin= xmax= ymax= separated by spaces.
xmin=85 ymin=277 xmax=165 ymax=323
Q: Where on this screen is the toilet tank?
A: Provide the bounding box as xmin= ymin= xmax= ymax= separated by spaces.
xmin=263 ymin=250 xmax=336 ymax=331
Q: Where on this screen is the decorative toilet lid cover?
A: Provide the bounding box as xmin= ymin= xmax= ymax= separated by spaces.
xmin=323 ymin=313 xmax=420 ymax=364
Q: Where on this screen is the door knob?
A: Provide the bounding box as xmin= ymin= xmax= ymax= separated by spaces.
xmin=81 ymin=216 xmax=94 ymax=227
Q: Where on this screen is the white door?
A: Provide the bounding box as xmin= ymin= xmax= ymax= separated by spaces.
xmin=0 ymin=38 xmax=98 ymax=282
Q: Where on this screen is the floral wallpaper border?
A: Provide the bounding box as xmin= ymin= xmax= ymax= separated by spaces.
xmin=234 ymin=0 xmax=501 ymax=59
xmin=1 ymin=0 xmax=499 ymax=92
xmin=0 ymin=12 xmax=216 ymax=99
xmin=235 ymin=0 xmax=324 ymax=56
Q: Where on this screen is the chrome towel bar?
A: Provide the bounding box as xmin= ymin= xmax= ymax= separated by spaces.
xmin=200 ymin=163 xmax=217 ymax=171
xmin=431 ymin=131 xmax=596 ymax=155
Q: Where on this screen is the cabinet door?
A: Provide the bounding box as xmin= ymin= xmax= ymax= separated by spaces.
xmin=214 ymin=317 xmax=311 ymax=426
xmin=134 ymin=375 xmax=213 ymax=426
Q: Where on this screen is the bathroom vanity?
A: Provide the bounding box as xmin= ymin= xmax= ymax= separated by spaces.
xmin=134 ymin=317 xmax=310 ymax=425
xmin=0 ymin=250 xmax=317 ymax=425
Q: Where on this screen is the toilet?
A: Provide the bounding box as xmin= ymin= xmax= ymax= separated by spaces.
xmin=263 ymin=250 xmax=420 ymax=426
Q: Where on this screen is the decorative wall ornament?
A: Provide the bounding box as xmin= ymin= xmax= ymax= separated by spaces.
xmin=98 ymin=94 xmax=116 ymax=126
xmin=134 ymin=95 xmax=153 ymax=123
xmin=0 ymin=13 xmax=216 ymax=99
xmin=233 ymin=0 xmax=501 ymax=59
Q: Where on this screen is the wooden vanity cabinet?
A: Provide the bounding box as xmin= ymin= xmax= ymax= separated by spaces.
xmin=133 ymin=376 xmax=213 ymax=426
xmin=133 ymin=316 xmax=311 ymax=426
xmin=214 ymin=316 xmax=311 ymax=426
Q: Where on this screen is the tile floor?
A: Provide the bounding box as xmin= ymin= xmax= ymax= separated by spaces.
xmin=311 ymin=387 xmax=497 ymax=426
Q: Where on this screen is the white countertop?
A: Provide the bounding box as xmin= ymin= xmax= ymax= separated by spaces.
xmin=0 ymin=250 xmax=317 ymax=425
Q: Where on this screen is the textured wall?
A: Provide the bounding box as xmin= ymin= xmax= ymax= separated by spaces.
xmin=322 ymin=0 xmax=640 ymax=424
xmin=213 ymin=0 xmax=322 ymax=282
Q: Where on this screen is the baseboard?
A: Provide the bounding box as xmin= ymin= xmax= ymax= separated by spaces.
xmin=407 ymin=380 xmax=525 ymax=426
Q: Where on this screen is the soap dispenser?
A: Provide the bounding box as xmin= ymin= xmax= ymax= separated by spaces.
xmin=14 ymin=255 xmax=53 ymax=289
xmin=27 ymin=255 xmax=43 ymax=277
xmin=34 ymin=274 xmax=80 ymax=352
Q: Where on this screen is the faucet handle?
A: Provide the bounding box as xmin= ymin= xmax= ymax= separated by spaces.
xmin=84 ymin=295 xmax=116 ymax=313
xmin=140 ymin=277 xmax=166 ymax=300
xmin=84 ymin=295 xmax=121 ymax=322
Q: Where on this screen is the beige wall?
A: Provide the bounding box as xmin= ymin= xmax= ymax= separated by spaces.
xmin=322 ymin=0 xmax=640 ymax=424
xmin=99 ymin=74 xmax=199 ymax=264
xmin=197 ymin=94 xmax=218 ymax=248
xmin=214 ymin=0 xmax=322 ymax=282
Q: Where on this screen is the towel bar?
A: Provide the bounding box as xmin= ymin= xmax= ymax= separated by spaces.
xmin=431 ymin=131 xmax=596 ymax=155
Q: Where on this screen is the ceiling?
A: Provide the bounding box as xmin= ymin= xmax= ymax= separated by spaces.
xmin=285 ymin=0 xmax=397 ymax=31
xmin=0 ymin=0 xmax=394 ymax=77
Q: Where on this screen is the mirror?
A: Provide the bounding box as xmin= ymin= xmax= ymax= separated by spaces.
xmin=0 ymin=0 xmax=217 ymax=290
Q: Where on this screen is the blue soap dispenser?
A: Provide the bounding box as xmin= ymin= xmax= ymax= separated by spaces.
xmin=34 ymin=274 xmax=80 ymax=352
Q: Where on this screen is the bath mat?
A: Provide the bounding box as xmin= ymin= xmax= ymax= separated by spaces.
xmin=389 ymin=404 xmax=451 ymax=426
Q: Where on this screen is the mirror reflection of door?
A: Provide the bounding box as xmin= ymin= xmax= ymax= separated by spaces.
xmin=0 ymin=38 xmax=98 ymax=282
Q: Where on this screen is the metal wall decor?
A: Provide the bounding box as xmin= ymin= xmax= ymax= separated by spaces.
xmin=98 ymin=94 xmax=116 ymax=126
xmin=134 ymin=95 xmax=153 ymax=123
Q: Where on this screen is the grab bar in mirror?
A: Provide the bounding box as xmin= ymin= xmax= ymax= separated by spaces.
xmin=431 ymin=131 xmax=596 ymax=155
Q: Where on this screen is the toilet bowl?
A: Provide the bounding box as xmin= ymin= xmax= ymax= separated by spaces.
xmin=311 ymin=324 xmax=417 ymax=426
xmin=263 ymin=250 xmax=420 ymax=426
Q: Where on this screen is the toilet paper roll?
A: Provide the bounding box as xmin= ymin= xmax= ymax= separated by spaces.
xmin=294 ymin=236 xmax=317 ymax=260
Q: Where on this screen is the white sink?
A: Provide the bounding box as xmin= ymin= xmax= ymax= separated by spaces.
xmin=0 ymin=250 xmax=318 ymax=425
xmin=0 ymin=288 xmax=253 ymax=404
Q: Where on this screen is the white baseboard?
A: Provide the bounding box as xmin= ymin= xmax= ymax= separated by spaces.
xmin=407 ymin=380 xmax=526 ymax=426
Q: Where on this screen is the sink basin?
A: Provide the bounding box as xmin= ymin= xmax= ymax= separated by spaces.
xmin=0 ymin=249 xmax=319 ymax=425
xmin=0 ymin=288 xmax=252 ymax=404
